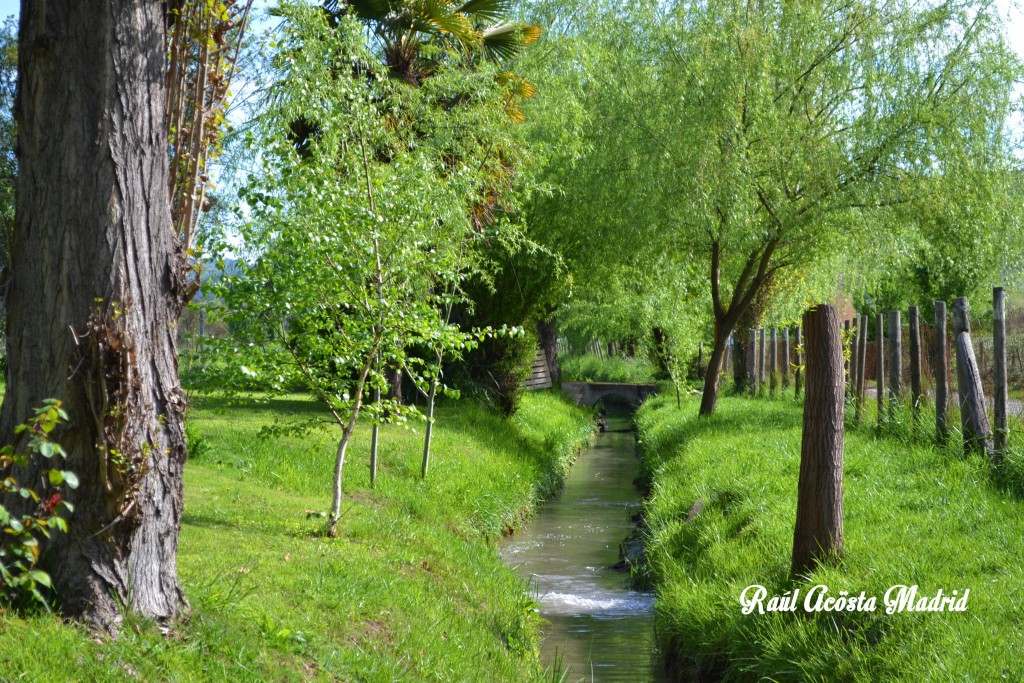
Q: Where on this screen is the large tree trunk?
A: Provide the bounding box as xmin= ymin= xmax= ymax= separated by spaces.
xmin=791 ymin=305 xmax=844 ymax=576
xmin=537 ymin=317 xmax=560 ymax=385
xmin=2 ymin=1 xmax=186 ymax=630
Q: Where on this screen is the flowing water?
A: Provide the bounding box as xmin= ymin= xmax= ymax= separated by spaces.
xmin=501 ymin=413 xmax=663 ymax=682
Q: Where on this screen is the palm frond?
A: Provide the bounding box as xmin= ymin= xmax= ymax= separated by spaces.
xmin=412 ymin=0 xmax=476 ymax=44
xmin=458 ymin=0 xmax=513 ymax=24
xmin=481 ymin=22 xmax=540 ymax=62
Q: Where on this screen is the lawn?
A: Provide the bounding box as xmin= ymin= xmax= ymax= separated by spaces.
xmin=636 ymin=392 xmax=1024 ymax=681
xmin=0 ymin=390 xmax=594 ymax=681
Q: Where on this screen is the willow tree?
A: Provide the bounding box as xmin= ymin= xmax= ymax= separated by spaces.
xmin=639 ymin=0 xmax=1022 ymax=415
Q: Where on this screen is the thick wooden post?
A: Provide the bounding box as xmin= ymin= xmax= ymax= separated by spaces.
xmin=909 ymin=306 xmax=922 ymax=420
xmin=758 ymin=328 xmax=767 ymax=392
xmin=791 ymin=304 xmax=845 ymax=577
xmin=952 ymin=297 xmax=995 ymax=459
xmin=887 ymin=311 xmax=903 ymax=408
xmin=795 ymin=326 xmax=803 ymax=398
xmin=770 ymin=328 xmax=778 ymax=394
xmin=994 ymin=287 xmax=1008 ymax=453
xmin=748 ymin=328 xmax=758 ymax=395
xmin=782 ymin=327 xmax=791 ymax=389
xmin=876 ymin=313 xmax=885 ymax=425
xmin=856 ymin=314 xmax=868 ymax=422
xmin=935 ymin=301 xmax=949 ymax=444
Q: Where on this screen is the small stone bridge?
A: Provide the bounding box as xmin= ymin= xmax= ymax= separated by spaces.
xmin=561 ymin=382 xmax=659 ymax=410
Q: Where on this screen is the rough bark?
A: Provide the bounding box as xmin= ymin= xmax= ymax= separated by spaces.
xmin=2 ymin=0 xmax=186 ymax=630
xmin=791 ymin=305 xmax=844 ymax=576
xmin=994 ymin=288 xmax=1008 ymax=454
xmin=537 ymin=317 xmax=560 ymax=385
xmin=952 ymin=298 xmax=994 ymax=460
xmin=698 ymin=329 xmax=729 ymax=414
xmin=934 ymin=301 xmax=949 ymax=444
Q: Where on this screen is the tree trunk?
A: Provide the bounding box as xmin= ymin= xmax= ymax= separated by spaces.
xmin=791 ymin=305 xmax=844 ymax=577
xmin=935 ymin=301 xmax=949 ymax=444
xmin=538 ymin=317 xmax=560 ymax=385
xmin=1 ymin=1 xmax=186 ymax=630
xmin=421 ymin=381 xmax=438 ymax=479
xmin=698 ymin=326 xmax=731 ymax=415
xmin=952 ymin=298 xmax=994 ymax=460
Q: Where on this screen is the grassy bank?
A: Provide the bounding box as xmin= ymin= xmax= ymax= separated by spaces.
xmin=636 ymin=393 xmax=1024 ymax=681
xmin=0 ymin=391 xmax=593 ymax=681
xmin=560 ymin=353 xmax=659 ymax=384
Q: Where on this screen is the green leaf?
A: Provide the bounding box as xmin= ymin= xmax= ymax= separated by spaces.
xmin=62 ymin=471 xmax=79 ymax=489
xmin=48 ymin=469 xmax=64 ymax=486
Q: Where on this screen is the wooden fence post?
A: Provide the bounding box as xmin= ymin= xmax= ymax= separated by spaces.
xmin=795 ymin=326 xmax=803 ymax=398
xmin=888 ymin=311 xmax=903 ymax=410
xmin=856 ymin=313 xmax=868 ymax=422
xmin=850 ymin=316 xmax=859 ymax=401
xmin=952 ymin=297 xmax=995 ymax=460
xmin=935 ymin=301 xmax=949 ymax=444
xmin=770 ymin=328 xmax=778 ymax=394
xmin=876 ymin=313 xmax=885 ymax=426
xmin=748 ymin=328 xmax=758 ymax=395
xmin=759 ymin=327 xmax=767 ymax=393
xmin=791 ymin=304 xmax=845 ymax=577
xmin=844 ymin=319 xmax=852 ymax=397
xmin=782 ymin=327 xmax=791 ymax=389
xmin=994 ymin=287 xmax=1008 ymax=454
xmin=909 ymin=306 xmax=922 ymax=421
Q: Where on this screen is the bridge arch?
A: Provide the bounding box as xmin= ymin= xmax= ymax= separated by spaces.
xmin=561 ymin=382 xmax=659 ymax=410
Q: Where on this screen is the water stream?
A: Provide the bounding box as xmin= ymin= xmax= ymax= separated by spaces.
xmin=501 ymin=411 xmax=663 ymax=681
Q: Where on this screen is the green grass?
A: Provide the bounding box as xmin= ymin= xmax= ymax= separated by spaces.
xmin=560 ymin=353 xmax=659 ymax=384
xmin=636 ymin=392 xmax=1024 ymax=681
xmin=0 ymin=390 xmax=594 ymax=681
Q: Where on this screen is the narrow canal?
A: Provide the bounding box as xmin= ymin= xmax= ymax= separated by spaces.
xmin=501 ymin=407 xmax=663 ymax=681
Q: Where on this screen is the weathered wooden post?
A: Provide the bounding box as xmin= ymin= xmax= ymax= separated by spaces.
xmin=782 ymin=327 xmax=791 ymax=389
xmin=759 ymin=328 xmax=767 ymax=393
xmin=856 ymin=314 xmax=868 ymax=421
xmin=791 ymin=304 xmax=845 ymax=577
xmin=888 ymin=311 xmax=903 ymax=411
xmin=725 ymin=333 xmax=734 ymax=377
xmin=952 ymin=297 xmax=995 ymax=459
xmin=795 ymin=326 xmax=803 ymax=398
xmin=843 ymin=319 xmax=852 ymax=397
xmin=748 ymin=328 xmax=758 ymax=395
xmin=770 ymin=328 xmax=778 ymax=394
xmin=876 ymin=313 xmax=885 ymax=426
xmin=909 ymin=306 xmax=922 ymax=421
xmin=935 ymin=301 xmax=949 ymax=444
xmin=994 ymin=287 xmax=1008 ymax=454
xmin=850 ymin=316 xmax=859 ymax=401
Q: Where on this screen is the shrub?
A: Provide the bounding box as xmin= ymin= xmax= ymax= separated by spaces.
xmin=0 ymin=400 xmax=77 ymax=608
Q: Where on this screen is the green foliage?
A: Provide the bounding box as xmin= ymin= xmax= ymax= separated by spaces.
xmin=0 ymin=392 xmax=593 ymax=680
xmin=637 ymin=393 xmax=1024 ymax=679
xmin=0 ymin=401 xmax=77 ymax=608
xmin=560 ymin=353 xmax=658 ymax=384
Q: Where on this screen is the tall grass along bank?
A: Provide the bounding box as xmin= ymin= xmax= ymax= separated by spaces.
xmin=636 ymin=393 xmax=1024 ymax=681
xmin=0 ymin=391 xmax=593 ymax=681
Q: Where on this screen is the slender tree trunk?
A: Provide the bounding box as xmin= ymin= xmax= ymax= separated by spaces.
xmin=698 ymin=326 xmax=731 ymax=415
xmin=935 ymin=301 xmax=949 ymax=444
xmin=370 ymin=384 xmax=380 ymax=488
xmin=791 ymin=305 xmax=844 ymax=576
xmin=421 ymin=381 xmax=438 ymax=479
xmin=1 ymin=0 xmax=186 ymax=631
xmin=328 ymin=352 xmax=375 ymax=537
xmin=952 ymin=298 xmax=994 ymax=460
